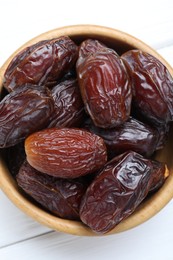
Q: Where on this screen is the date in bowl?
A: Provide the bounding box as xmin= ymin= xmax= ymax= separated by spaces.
xmin=0 ymin=25 xmax=173 ymax=236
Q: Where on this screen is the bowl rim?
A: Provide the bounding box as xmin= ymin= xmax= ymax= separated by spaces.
xmin=0 ymin=24 xmax=173 ymax=236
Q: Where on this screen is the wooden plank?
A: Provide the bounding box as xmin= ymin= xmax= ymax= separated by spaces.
xmin=0 ymin=200 xmax=173 ymax=259
xmin=0 ymin=190 xmax=52 ymax=248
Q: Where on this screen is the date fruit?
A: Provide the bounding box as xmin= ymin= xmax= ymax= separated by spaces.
xmin=79 ymin=151 xmax=168 ymax=234
xmin=16 ymin=160 xmax=89 ymax=220
xmin=76 ymin=39 xmax=132 ymax=128
xmin=0 ymin=84 xmax=54 ymax=148
xmin=83 ymin=116 xmax=160 ymax=158
xmin=122 ymin=50 xmax=173 ymax=124
xmin=78 ymin=39 xmax=107 ymax=59
xmin=4 ymin=36 xmax=78 ymax=91
xmin=25 ymin=128 xmax=107 ymax=178
xmin=48 ymin=79 xmax=85 ymax=128
xmin=149 ymin=161 xmax=169 ymax=193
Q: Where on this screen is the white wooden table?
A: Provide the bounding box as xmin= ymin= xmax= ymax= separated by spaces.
xmin=0 ymin=0 xmax=173 ymax=259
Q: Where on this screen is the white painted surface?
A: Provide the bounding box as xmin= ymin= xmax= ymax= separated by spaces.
xmin=0 ymin=0 xmax=173 ymax=259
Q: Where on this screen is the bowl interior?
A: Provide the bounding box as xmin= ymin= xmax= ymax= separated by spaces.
xmin=0 ymin=25 xmax=173 ymax=236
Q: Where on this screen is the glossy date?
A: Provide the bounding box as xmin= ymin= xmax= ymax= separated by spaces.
xmin=78 ymin=39 xmax=107 ymax=59
xmin=0 ymin=84 xmax=54 ymax=148
xmin=122 ymin=50 xmax=173 ymax=124
xmin=48 ymin=78 xmax=85 ymax=128
xmin=4 ymin=36 xmax=78 ymax=91
xmin=76 ymin=39 xmax=132 ymax=128
xmin=25 ymin=128 xmax=107 ymax=178
xmin=16 ymin=160 xmax=89 ymax=220
xmin=83 ymin=116 xmax=160 ymax=158
xmin=79 ymin=151 xmax=167 ymax=234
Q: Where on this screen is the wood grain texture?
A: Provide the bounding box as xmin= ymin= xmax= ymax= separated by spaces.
xmin=0 ymin=191 xmax=51 ymax=248
xmin=0 ymin=201 xmax=173 ymax=259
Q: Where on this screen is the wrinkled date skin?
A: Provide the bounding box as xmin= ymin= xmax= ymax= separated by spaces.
xmin=78 ymin=39 xmax=107 ymax=59
xmin=131 ymin=107 xmax=171 ymax=150
xmin=0 ymin=84 xmax=54 ymax=148
xmin=79 ymin=151 xmax=167 ymax=234
xmin=83 ymin=116 xmax=160 ymax=158
xmin=4 ymin=36 xmax=78 ymax=91
xmin=25 ymin=128 xmax=107 ymax=178
xmin=149 ymin=161 xmax=168 ymax=193
xmin=16 ymin=160 xmax=90 ymax=220
xmin=48 ymin=79 xmax=85 ymax=128
xmin=122 ymin=50 xmax=173 ymax=124
xmin=76 ymin=39 xmax=132 ymax=128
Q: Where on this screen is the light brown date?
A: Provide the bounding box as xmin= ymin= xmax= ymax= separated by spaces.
xmin=25 ymin=128 xmax=107 ymax=178
xmin=47 ymin=78 xmax=85 ymax=128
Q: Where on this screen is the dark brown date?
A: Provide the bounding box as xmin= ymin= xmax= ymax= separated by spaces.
xmin=131 ymin=104 xmax=171 ymax=150
xmin=25 ymin=128 xmax=107 ymax=178
xmin=76 ymin=39 xmax=132 ymax=128
xmin=154 ymin=122 xmax=170 ymax=150
xmin=149 ymin=162 xmax=169 ymax=193
xmin=16 ymin=160 xmax=89 ymax=220
xmin=5 ymin=142 xmax=26 ymax=177
xmin=83 ymin=116 xmax=160 ymax=158
xmin=79 ymin=151 xmax=167 ymax=234
xmin=4 ymin=36 xmax=78 ymax=92
xmin=78 ymin=39 xmax=107 ymax=59
xmin=48 ymin=79 xmax=85 ymax=128
xmin=0 ymin=84 xmax=54 ymax=148
xmin=122 ymin=50 xmax=173 ymax=124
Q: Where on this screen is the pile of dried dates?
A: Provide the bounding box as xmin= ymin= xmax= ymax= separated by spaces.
xmin=1 ymin=35 xmax=173 ymax=234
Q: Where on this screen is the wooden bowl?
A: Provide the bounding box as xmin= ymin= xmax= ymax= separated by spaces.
xmin=0 ymin=25 xmax=173 ymax=236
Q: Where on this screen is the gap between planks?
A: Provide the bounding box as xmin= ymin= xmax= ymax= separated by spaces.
xmin=0 ymin=230 xmax=55 ymax=249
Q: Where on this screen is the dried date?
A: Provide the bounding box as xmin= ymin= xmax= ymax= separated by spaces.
xmin=131 ymin=106 xmax=171 ymax=150
xmin=76 ymin=39 xmax=132 ymax=128
xmin=83 ymin=116 xmax=160 ymax=158
xmin=78 ymin=39 xmax=107 ymax=59
xmin=0 ymin=84 xmax=54 ymax=148
xmin=149 ymin=161 xmax=169 ymax=193
xmin=79 ymin=151 xmax=168 ymax=234
xmin=25 ymin=128 xmax=107 ymax=178
xmin=16 ymin=160 xmax=90 ymax=220
xmin=4 ymin=36 xmax=78 ymax=92
xmin=48 ymin=79 xmax=85 ymax=128
xmin=122 ymin=50 xmax=173 ymax=124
